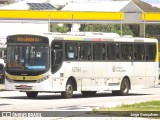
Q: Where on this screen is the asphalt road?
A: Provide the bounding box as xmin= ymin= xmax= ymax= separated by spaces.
xmin=1 ymin=87 xmax=160 ymax=110
xmin=0 ymin=87 xmax=160 ymax=118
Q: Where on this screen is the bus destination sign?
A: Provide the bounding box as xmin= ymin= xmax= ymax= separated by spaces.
xmin=16 ymin=37 xmax=42 ymax=43
xmin=7 ymin=35 xmax=49 ymax=44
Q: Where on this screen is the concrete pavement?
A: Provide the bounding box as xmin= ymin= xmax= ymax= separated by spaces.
xmin=0 ymin=84 xmax=4 ymax=90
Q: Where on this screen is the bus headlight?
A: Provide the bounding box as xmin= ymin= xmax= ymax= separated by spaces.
xmin=36 ymin=75 xmax=50 ymax=83
xmin=6 ymin=76 xmax=13 ymax=82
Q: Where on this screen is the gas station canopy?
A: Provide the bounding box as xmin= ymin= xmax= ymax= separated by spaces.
xmin=0 ymin=10 xmax=160 ymax=24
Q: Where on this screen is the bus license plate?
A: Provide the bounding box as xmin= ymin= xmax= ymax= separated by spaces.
xmin=20 ymin=85 xmax=27 ymax=88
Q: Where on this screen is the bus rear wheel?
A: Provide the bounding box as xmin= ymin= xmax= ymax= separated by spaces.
xmin=112 ymin=78 xmax=129 ymax=96
xmin=61 ymin=81 xmax=73 ymax=98
xmin=81 ymin=91 xmax=97 ymax=96
xmin=120 ymin=78 xmax=129 ymax=95
xmin=26 ymin=91 xmax=38 ymax=98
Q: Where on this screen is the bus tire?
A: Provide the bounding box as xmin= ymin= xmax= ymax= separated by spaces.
xmin=61 ymin=81 xmax=73 ymax=98
xmin=81 ymin=91 xmax=97 ymax=96
xmin=120 ymin=78 xmax=130 ymax=96
xmin=112 ymin=78 xmax=129 ymax=96
xmin=26 ymin=91 xmax=38 ymax=98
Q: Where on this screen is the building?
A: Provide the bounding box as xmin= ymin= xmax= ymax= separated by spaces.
xmin=0 ymin=0 xmax=160 ymax=35
xmin=0 ymin=0 xmax=16 ymax=7
xmin=62 ymin=0 xmax=160 ymax=35
xmin=0 ymin=0 xmax=56 ymax=35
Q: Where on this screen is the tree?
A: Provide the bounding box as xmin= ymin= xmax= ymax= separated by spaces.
xmin=128 ymin=24 xmax=139 ymax=37
xmin=57 ymin=25 xmax=68 ymax=33
xmin=146 ymin=25 xmax=160 ymax=38
xmin=79 ymin=24 xmax=133 ymax=36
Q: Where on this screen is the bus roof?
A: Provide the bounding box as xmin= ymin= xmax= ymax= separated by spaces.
xmin=6 ymin=32 xmax=158 ymax=43
xmin=51 ymin=33 xmax=157 ymax=43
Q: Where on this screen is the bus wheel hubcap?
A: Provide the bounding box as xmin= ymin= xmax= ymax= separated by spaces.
xmin=122 ymin=81 xmax=128 ymax=93
xmin=66 ymin=85 xmax=73 ymax=96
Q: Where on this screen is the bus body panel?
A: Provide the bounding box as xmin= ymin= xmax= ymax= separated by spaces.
xmin=5 ymin=77 xmax=53 ymax=91
xmin=133 ymin=62 xmax=146 ymax=89
xmin=145 ymin=62 xmax=158 ymax=88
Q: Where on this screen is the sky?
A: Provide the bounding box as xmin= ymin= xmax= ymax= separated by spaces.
xmin=142 ymin=0 xmax=160 ymax=4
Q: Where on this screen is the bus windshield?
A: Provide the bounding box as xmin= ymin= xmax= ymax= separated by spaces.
xmin=6 ymin=45 xmax=49 ymax=71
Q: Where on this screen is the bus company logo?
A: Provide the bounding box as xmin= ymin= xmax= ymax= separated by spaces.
xmin=2 ymin=112 xmax=11 ymax=117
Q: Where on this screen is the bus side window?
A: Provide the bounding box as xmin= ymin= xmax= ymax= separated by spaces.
xmin=79 ymin=43 xmax=92 ymax=60
xmin=66 ymin=42 xmax=78 ymax=60
xmin=121 ymin=44 xmax=133 ymax=60
xmin=146 ymin=44 xmax=156 ymax=61
xmin=134 ymin=44 xmax=145 ymax=60
xmin=108 ymin=43 xmax=119 ymax=60
xmin=93 ymin=43 xmax=106 ymax=60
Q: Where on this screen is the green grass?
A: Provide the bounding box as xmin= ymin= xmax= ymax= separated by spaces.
xmin=96 ymin=101 xmax=160 ymax=111
xmin=89 ymin=101 xmax=160 ymax=118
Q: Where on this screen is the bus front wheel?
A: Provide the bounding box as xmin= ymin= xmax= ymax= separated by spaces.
xmin=61 ymin=81 xmax=73 ymax=98
xmin=26 ymin=91 xmax=38 ymax=98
